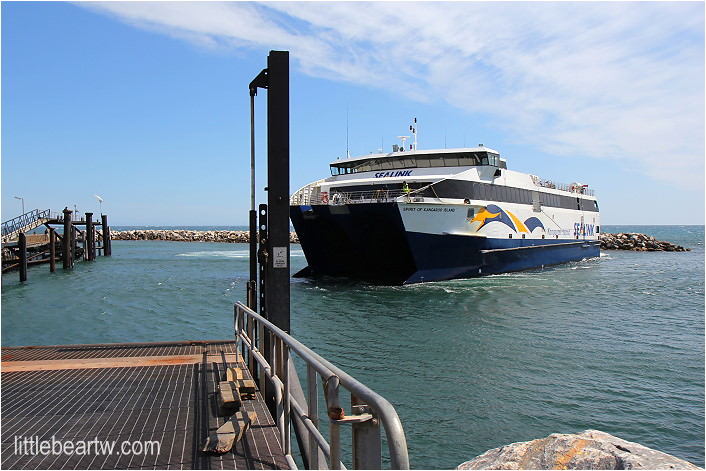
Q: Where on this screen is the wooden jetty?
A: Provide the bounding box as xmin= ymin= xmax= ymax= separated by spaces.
xmin=1 ymin=340 xmax=289 ymax=470
xmin=1 ymin=208 xmax=112 ymax=281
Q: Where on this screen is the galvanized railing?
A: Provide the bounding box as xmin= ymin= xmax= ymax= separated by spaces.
xmin=328 ymin=189 xmax=411 ymax=205
xmin=290 ymin=179 xmax=327 ymax=206
xmin=234 ymin=301 xmax=410 ymax=469
xmin=530 ymin=175 xmax=595 ymax=196
xmin=1 ymin=209 xmax=51 ymax=242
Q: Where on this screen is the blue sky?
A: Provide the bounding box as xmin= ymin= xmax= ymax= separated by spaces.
xmin=2 ymin=1 xmax=704 ymax=226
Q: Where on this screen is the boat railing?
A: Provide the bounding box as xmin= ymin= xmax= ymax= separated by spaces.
xmin=291 ymin=179 xmax=328 ymax=206
xmin=329 ymin=189 xmax=412 ymax=205
xmin=234 ymin=301 xmax=410 ymax=469
xmin=530 ymin=175 xmax=595 ymax=196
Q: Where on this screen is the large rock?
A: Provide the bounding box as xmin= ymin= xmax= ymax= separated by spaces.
xmin=457 ymin=430 xmax=700 ymax=470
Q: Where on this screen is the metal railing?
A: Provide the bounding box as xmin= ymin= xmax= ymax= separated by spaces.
xmin=329 ymin=189 xmax=410 ymax=205
xmin=292 ymin=186 xmax=426 ymax=206
xmin=290 ymin=179 xmax=327 ymax=206
xmin=530 ymin=175 xmax=595 ymax=196
xmin=1 ymin=209 xmax=51 ymax=242
xmin=234 ymin=301 xmax=410 ymax=469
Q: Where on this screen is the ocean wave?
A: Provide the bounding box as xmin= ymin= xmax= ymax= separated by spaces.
xmin=176 ymin=249 xmax=305 ymax=258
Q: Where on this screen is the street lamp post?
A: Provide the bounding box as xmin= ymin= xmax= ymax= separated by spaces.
xmin=14 ymin=196 xmax=25 ymax=215
xmin=94 ymin=195 xmax=103 ymax=215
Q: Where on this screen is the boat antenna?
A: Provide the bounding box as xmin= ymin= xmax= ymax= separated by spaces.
xmin=409 ymin=117 xmax=417 ymax=150
xmin=346 ymin=105 xmax=349 ymax=158
xmin=397 ymin=135 xmax=410 ymax=151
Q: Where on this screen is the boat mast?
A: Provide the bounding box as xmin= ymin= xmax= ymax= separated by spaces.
xmin=410 ymin=117 xmax=417 ymax=150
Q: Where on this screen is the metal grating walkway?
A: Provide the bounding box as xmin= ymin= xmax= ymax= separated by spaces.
xmin=1 ymin=340 xmax=290 ymax=470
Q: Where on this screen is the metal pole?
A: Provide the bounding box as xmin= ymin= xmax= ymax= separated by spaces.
xmin=265 ymin=50 xmax=290 ymax=334
xmin=49 ymin=227 xmax=56 ymax=272
xmin=102 ymin=214 xmax=111 ymax=256
xmin=249 ymin=88 xmax=258 ymax=311
xmin=18 ymin=232 xmax=27 ymax=282
xmin=62 ymin=208 xmax=72 ymax=269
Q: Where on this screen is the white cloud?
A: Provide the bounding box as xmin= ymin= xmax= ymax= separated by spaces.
xmin=83 ymin=1 xmax=704 ymax=188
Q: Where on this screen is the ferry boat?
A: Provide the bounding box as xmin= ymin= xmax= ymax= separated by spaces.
xmin=290 ymin=127 xmax=600 ymax=284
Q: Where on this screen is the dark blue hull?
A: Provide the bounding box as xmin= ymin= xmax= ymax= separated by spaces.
xmin=290 ymin=203 xmax=599 ymax=285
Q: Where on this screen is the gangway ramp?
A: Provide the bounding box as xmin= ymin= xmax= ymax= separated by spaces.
xmin=2 ymin=209 xmax=52 ymax=244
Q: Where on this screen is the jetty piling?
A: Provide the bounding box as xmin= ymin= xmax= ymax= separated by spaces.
xmin=49 ymin=227 xmax=56 ymax=272
xmin=2 ymin=207 xmax=112 ymax=280
xmin=102 ymin=213 xmax=111 ymax=256
xmin=62 ymin=208 xmax=72 ymax=269
xmin=86 ymin=212 xmax=95 ymax=261
xmin=18 ymin=232 xmax=27 ymax=282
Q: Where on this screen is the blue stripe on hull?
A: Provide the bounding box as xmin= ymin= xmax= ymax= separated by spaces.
xmin=290 ymin=204 xmax=599 ymax=284
xmin=403 ymin=232 xmax=599 ymax=283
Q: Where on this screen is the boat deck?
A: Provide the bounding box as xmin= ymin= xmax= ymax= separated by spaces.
xmin=1 ymin=340 xmax=290 ymax=470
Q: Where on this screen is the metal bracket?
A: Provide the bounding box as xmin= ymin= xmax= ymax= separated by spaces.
xmin=331 ymin=413 xmax=374 ymax=424
xmin=249 ymin=69 xmax=269 ymax=96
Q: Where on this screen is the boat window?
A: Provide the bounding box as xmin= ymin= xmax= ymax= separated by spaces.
xmin=478 ymin=184 xmax=488 ymax=200
xmin=380 ymin=159 xmax=394 ymax=170
xmin=513 ymin=188 xmax=522 ymax=204
xmin=444 ymin=155 xmax=459 ymax=166
xmin=330 ymin=150 xmax=504 ymax=175
xmin=427 ymin=156 xmax=446 ymax=167
xmin=458 ymin=156 xmax=475 ymax=166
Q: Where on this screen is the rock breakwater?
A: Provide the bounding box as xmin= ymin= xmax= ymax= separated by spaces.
xmin=111 ymin=230 xmax=688 ymax=252
xmin=111 ymin=230 xmax=299 ymax=244
xmin=601 ymin=232 xmax=688 ymax=251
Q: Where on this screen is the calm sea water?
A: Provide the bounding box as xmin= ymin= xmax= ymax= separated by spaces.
xmin=2 ymin=225 xmax=703 ymax=468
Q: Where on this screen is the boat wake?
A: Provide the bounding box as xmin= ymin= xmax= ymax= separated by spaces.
xmin=177 ymin=249 xmax=305 ymax=259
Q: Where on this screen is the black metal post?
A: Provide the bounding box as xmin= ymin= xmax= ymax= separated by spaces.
xmin=258 ymin=204 xmax=268 ymax=319
xmin=102 ymin=214 xmax=111 ymax=256
xmin=49 ymin=227 xmax=56 ymax=273
xmin=265 ymin=50 xmax=291 ymax=334
xmin=18 ymin=232 xmax=27 ymax=282
xmin=248 ymin=209 xmax=257 ymax=310
xmin=62 ymin=208 xmax=72 ymax=269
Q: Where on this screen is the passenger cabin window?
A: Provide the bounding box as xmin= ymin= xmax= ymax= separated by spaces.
xmin=330 ymin=151 xmax=502 ymax=175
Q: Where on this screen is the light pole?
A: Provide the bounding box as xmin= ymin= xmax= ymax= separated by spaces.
xmin=94 ymin=195 xmax=103 ymax=215
xmin=14 ymin=196 xmax=25 ymax=215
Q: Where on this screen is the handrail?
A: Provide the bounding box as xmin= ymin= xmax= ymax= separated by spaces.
xmin=530 ymin=175 xmax=595 ymax=196
xmin=2 ymin=209 xmax=51 ymax=241
xmin=290 ymin=179 xmax=327 ymax=205
xmin=234 ymin=301 xmax=410 ymax=469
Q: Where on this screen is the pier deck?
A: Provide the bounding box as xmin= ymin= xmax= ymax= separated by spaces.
xmin=1 ymin=340 xmax=290 ymax=470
